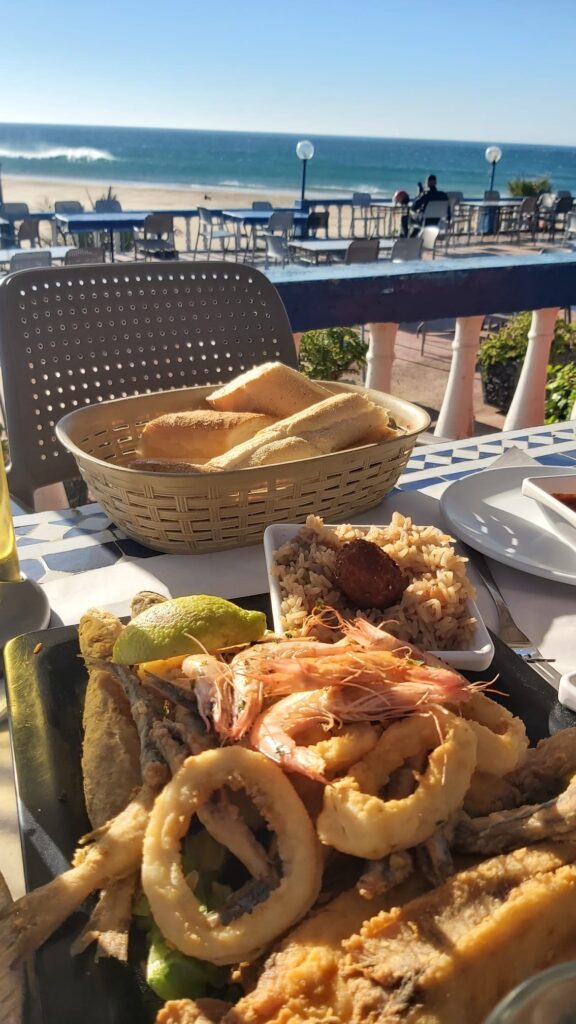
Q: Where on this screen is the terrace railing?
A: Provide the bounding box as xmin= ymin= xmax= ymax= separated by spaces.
xmin=269 ymin=252 xmax=576 ymax=438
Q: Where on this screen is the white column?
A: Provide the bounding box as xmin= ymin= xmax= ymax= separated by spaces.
xmin=435 ymin=315 xmax=484 ymax=439
xmin=504 ymin=307 xmax=559 ymax=430
xmin=365 ymin=322 xmax=399 ymax=393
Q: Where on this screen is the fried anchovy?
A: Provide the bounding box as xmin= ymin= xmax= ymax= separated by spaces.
xmin=454 ymin=782 xmax=576 ymax=855
xmin=174 ymin=705 xmax=215 ymax=753
xmin=111 ymin=665 xmax=169 ymax=788
xmin=151 ymin=719 xmax=191 ymax=774
xmin=70 ymin=873 xmax=136 ymax=961
xmin=198 ymin=795 xmax=276 ymax=882
xmin=141 ymin=670 xmax=200 ymax=713
xmin=209 ymin=878 xmax=277 ymax=926
xmin=357 ymin=852 xmax=414 ymax=900
xmin=415 ymin=823 xmax=456 ymax=886
xmin=130 ymin=590 xmax=167 ymax=618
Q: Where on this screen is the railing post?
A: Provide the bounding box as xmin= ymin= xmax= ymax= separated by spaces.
xmin=365 ymin=322 xmax=399 ymax=393
xmin=435 ymin=315 xmax=484 ymax=439
xmin=504 ymin=307 xmax=560 ymax=430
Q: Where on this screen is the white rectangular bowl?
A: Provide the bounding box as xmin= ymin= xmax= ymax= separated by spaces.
xmin=522 ymin=473 xmax=576 ymax=547
xmin=263 ymin=523 xmax=494 ymax=672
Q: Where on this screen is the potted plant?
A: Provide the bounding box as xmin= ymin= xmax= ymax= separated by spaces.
xmin=298 ymin=327 xmax=368 ymax=382
xmin=546 ymin=363 xmax=576 ymax=423
xmin=478 ymin=313 xmax=576 ymax=413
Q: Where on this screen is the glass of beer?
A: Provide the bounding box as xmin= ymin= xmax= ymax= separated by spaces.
xmin=483 ymin=962 xmax=576 ymax=1024
xmin=0 ymin=445 xmax=20 ymax=582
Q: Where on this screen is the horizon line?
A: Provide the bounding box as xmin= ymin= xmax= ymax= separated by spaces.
xmin=0 ymin=120 xmax=574 ymax=150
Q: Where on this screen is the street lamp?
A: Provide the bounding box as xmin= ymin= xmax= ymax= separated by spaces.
xmin=296 ymin=139 xmax=315 ymax=206
xmin=485 ymin=145 xmax=502 ymax=192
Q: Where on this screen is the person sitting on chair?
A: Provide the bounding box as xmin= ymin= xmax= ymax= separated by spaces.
xmin=410 ymin=175 xmax=449 ymax=233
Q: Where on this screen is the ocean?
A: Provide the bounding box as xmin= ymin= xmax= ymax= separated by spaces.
xmin=1 ymin=123 xmax=575 ymax=197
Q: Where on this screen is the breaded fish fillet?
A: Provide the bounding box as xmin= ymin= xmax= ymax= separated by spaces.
xmin=79 ymin=609 xmax=141 ymax=827
xmin=342 ymin=843 xmax=576 ymax=1024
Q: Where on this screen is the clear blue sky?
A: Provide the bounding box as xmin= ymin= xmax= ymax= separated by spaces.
xmin=2 ymin=0 xmax=575 ymax=145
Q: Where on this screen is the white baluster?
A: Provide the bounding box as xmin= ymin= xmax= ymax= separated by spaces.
xmin=365 ymin=322 xmax=399 ymax=393
xmin=504 ymin=308 xmax=559 ymax=430
xmin=435 ymin=315 xmax=484 ymax=439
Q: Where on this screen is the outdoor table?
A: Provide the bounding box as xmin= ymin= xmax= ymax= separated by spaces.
xmin=53 ymin=211 xmax=151 ymax=261
xmin=288 ymin=237 xmax=395 ymax=263
xmin=0 ymin=245 xmax=73 ymax=266
xmin=2 ymin=418 xmax=576 ymax=899
xmin=220 ymin=208 xmax=309 ymax=255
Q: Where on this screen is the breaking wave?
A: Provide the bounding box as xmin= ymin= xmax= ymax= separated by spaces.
xmin=0 ymin=145 xmax=116 ymax=162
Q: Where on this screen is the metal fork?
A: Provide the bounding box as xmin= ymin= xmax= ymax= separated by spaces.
xmin=463 ymin=544 xmax=561 ymax=687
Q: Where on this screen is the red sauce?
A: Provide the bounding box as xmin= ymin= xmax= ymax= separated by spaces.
xmin=552 ymin=493 xmax=576 ymax=512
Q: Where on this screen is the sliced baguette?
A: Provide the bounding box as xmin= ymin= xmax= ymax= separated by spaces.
xmin=206 ymin=362 xmax=331 ymax=418
xmin=139 ymin=410 xmax=276 ymax=462
xmin=209 ymin=392 xmax=391 ymax=469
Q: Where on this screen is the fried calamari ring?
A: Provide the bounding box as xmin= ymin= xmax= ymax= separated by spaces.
xmin=142 ymin=747 xmax=322 ymax=965
xmin=309 ymin=722 xmax=382 ymax=775
xmin=454 ymin=692 xmax=528 ymax=776
xmin=317 ymin=712 xmax=477 ymax=859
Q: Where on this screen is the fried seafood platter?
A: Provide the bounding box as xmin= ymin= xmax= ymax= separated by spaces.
xmin=3 ymin=593 xmax=576 ymax=1024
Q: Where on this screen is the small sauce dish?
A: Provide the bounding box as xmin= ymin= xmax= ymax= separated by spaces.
xmin=522 ymin=472 xmax=576 ymax=546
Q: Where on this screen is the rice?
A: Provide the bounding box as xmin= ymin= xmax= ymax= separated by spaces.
xmin=273 ymin=513 xmax=476 ymax=651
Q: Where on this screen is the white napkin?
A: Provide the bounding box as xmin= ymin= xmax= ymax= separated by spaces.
xmin=42 ymin=546 xmax=269 ymax=625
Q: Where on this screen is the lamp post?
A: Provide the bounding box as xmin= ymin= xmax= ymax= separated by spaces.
xmin=485 ymin=145 xmax=502 ymax=192
xmin=296 ymin=139 xmax=315 ymax=206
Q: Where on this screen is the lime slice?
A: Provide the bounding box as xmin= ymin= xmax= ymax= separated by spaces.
xmin=112 ymin=595 xmax=266 ymax=665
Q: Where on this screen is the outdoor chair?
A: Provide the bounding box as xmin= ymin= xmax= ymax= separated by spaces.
xmin=484 ymin=190 xmax=500 ymax=201
xmin=9 ymin=251 xmax=52 ymax=271
xmin=390 ymin=237 xmax=423 ymax=262
xmin=134 ymin=214 xmax=177 ymax=260
xmin=264 ymin=232 xmax=290 ymax=268
xmin=420 ymin=225 xmax=441 ymax=258
xmin=64 ymin=247 xmax=106 ymax=265
xmin=307 ymin=211 xmax=329 ymax=237
xmin=94 ymin=198 xmax=123 ymax=213
xmin=513 ymin=196 xmax=537 ymax=242
xmin=0 ymin=261 xmax=298 ymax=508
xmin=563 ymin=211 xmax=576 ymax=250
xmin=446 ymin=191 xmax=467 ymax=242
xmin=1 ymin=202 xmax=29 ymax=219
xmin=350 ymin=193 xmax=373 ymax=237
xmin=421 ymin=200 xmax=449 ymax=226
xmin=541 ymin=195 xmax=574 ymax=240
xmin=54 ymin=200 xmax=85 ymax=243
xmin=17 ymin=219 xmax=41 ymax=248
xmin=251 ymin=201 xmax=273 ymax=211
xmin=250 ymin=212 xmax=294 ymax=262
xmin=195 ymin=208 xmax=236 ymax=260
xmin=345 ymin=238 xmax=379 ymax=263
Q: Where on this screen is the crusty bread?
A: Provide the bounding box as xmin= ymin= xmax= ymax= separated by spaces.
xmin=139 ymin=410 xmax=276 ymax=463
xmin=236 ymin=436 xmax=324 ymax=468
xmin=206 ymin=362 xmax=331 ymax=418
xmin=209 ymin=393 xmax=392 ymax=469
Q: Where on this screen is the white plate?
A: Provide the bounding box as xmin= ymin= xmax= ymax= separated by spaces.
xmin=263 ymin=523 xmax=494 ymax=671
xmin=440 ymin=466 xmax=576 ymax=586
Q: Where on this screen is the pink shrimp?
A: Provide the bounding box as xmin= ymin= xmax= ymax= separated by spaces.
xmin=250 ymin=690 xmax=333 ymax=782
xmin=340 ymin=617 xmax=462 ymax=671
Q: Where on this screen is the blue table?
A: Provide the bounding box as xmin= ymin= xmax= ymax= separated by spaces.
xmin=221 ymin=208 xmax=309 ymax=254
xmin=54 ymin=211 xmax=151 ymax=260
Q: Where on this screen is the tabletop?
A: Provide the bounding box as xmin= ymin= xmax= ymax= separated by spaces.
xmin=2 ymin=419 xmax=576 ymax=902
xmin=0 ymin=245 xmax=72 ymax=263
xmin=54 ymin=211 xmax=152 ymax=231
xmin=289 ymin=238 xmax=395 ymax=252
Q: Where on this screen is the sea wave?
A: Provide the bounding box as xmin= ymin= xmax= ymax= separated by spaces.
xmin=0 ymin=145 xmax=116 ymax=162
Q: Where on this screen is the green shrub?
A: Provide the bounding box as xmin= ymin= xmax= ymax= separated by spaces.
xmin=298 ymin=327 xmax=368 ymax=381
xmin=507 ymin=177 xmax=551 ymax=197
xmin=545 ymin=363 xmax=576 ymax=423
xmin=478 ymin=312 xmax=576 ymax=369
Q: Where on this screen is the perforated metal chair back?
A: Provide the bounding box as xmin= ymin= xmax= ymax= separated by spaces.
xmin=54 ymin=201 xmax=85 ymax=214
xmin=0 ymin=261 xmax=297 ymax=506
xmin=345 ymin=238 xmax=379 ymax=263
xmin=64 ymin=247 xmax=106 ymax=265
xmin=9 ymin=251 xmax=52 ymax=271
xmin=94 ymin=199 xmax=122 ymax=213
xmin=390 ymin=237 xmax=423 ymax=262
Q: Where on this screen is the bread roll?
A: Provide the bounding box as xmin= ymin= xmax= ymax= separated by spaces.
xmin=209 ymin=393 xmax=392 ymax=469
xmin=139 ymin=410 xmax=276 ymax=462
xmin=207 ymin=362 xmax=331 ymax=418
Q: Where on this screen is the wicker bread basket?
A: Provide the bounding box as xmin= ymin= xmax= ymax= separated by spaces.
xmin=56 ymin=382 xmax=430 ymax=553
